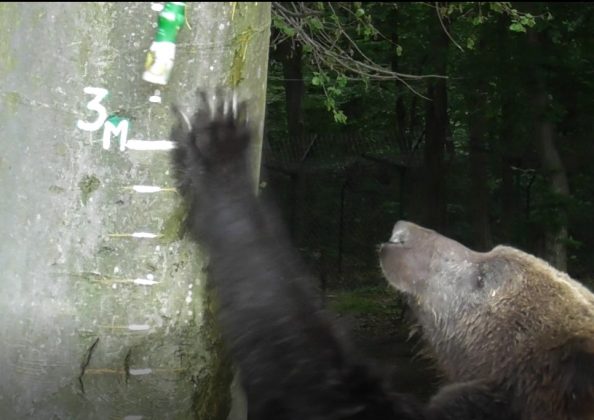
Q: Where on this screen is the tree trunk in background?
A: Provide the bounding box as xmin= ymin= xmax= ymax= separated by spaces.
xmin=273 ymin=38 xmax=307 ymax=244
xmin=498 ymin=99 xmax=519 ymax=242
xmin=534 ymin=89 xmax=570 ymax=271
xmin=274 ymin=38 xmax=305 ymax=141
xmin=494 ymin=17 xmax=523 ymax=245
xmin=0 ymin=3 xmax=270 ymax=419
xmin=390 ymin=9 xmax=410 ymax=155
xmin=420 ymin=18 xmax=449 ymax=231
xmin=390 ymin=10 xmax=413 ymax=220
xmin=528 ymin=30 xmax=569 ymax=271
xmin=468 ymin=91 xmax=493 ymax=251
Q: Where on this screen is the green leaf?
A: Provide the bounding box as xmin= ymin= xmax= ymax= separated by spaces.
xmin=466 ymin=37 xmax=475 ymax=50
xmin=307 ymin=17 xmax=324 ymax=31
xmin=333 ymin=110 xmax=347 ymax=124
xmin=509 ymin=22 xmax=527 ymax=33
xmin=328 ymin=86 xmax=342 ymax=96
xmin=272 ymin=16 xmax=296 ymax=37
xmin=520 ymin=15 xmax=536 ymax=27
xmin=489 ymin=3 xmax=504 ymax=13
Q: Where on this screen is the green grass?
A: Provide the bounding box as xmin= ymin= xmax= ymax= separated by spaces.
xmin=328 ymin=286 xmax=403 ymax=317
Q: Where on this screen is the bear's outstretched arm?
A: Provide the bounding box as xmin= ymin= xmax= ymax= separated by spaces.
xmin=170 ymin=91 xmax=423 ymax=420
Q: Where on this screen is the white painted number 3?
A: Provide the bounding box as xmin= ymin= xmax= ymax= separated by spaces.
xmin=77 ymin=87 xmax=109 ymax=132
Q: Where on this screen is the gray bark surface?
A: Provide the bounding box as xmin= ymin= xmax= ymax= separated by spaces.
xmin=0 ymin=3 xmax=270 ymax=419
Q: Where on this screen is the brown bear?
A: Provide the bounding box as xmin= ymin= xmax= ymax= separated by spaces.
xmin=171 ymin=90 xmax=593 ymax=420
xmin=380 ymin=220 xmax=594 ymax=420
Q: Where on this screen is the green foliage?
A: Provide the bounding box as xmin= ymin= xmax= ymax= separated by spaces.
xmin=329 ymin=286 xmax=401 ymax=317
xmin=330 ymin=291 xmax=383 ymax=315
xmin=311 ymin=71 xmax=349 ymax=123
xmin=267 ymin=2 xmax=594 ymax=276
xmin=271 ymin=15 xmax=295 ymax=37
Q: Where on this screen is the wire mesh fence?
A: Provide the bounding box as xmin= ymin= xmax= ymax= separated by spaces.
xmin=261 ymin=132 xmax=421 ymax=292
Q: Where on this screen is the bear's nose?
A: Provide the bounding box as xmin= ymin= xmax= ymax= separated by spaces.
xmin=389 ymin=220 xmax=423 ymax=244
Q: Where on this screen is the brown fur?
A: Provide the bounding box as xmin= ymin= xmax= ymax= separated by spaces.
xmin=380 ymin=221 xmax=594 ymax=420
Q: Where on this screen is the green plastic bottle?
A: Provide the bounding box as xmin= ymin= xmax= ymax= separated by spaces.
xmin=143 ymin=2 xmax=186 ymax=86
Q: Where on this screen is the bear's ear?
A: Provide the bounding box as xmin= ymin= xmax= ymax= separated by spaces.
xmin=560 ymin=337 xmax=594 ymax=416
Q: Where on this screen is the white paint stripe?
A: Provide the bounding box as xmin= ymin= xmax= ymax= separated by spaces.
xmin=125 ymin=140 xmax=176 ymax=151
xmin=131 ymin=185 xmax=164 ymax=193
xmin=128 ymin=324 xmax=150 ymax=331
xmin=133 ymin=278 xmax=159 ymax=286
xmin=108 ymin=232 xmax=162 ymax=239
xmin=129 ymin=368 xmax=152 ymax=376
xmin=132 ymin=232 xmax=160 ymax=239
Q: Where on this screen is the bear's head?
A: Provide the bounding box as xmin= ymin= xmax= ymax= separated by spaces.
xmin=380 ymin=221 xmax=594 ymax=419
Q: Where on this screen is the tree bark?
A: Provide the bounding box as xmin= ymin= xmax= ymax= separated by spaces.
xmin=0 ymin=3 xmax=270 ymax=419
xmin=468 ymin=91 xmax=493 ymax=251
xmin=273 ymin=37 xmax=305 ymax=140
xmin=528 ymin=29 xmax=570 ymax=271
xmin=271 ymin=35 xmax=306 ymax=244
xmin=498 ymin=99 xmax=519 ymax=241
xmin=420 ymin=17 xmax=449 ymax=231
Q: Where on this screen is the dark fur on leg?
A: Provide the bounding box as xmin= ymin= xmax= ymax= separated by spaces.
xmin=170 ymin=90 xmax=426 ymax=420
xmin=169 ymin=90 xmax=519 ymax=420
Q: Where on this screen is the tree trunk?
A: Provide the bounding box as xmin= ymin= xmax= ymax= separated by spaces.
xmin=535 ymin=91 xmax=570 ymax=271
xmin=498 ymin=100 xmax=519 ymax=242
xmin=390 ymin=9 xmax=410 ymax=155
xmin=0 ymin=3 xmax=270 ymax=419
xmin=420 ymin=18 xmax=449 ymax=231
xmin=273 ymin=37 xmax=305 ymax=140
xmin=528 ymin=30 xmax=570 ymax=271
xmin=271 ymin=35 xmax=307 ymax=244
xmin=468 ymin=91 xmax=493 ymax=251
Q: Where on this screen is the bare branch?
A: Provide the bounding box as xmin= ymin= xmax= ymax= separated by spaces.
xmin=271 ymin=1 xmax=446 ymax=100
xmin=434 ymin=2 xmax=464 ymax=52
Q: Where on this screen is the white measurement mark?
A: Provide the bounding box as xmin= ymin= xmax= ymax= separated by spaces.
xmin=134 ymin=232 xmax=158 ymax=238
xmin=77 ymin=87 xmax=108 ymax=132
xmin=129 ymin=185 xmax=175 ymax=193
xmin=125 ymin=139 xmax=176 ymax=151
xmin=129 ymin=368 xmax=152 ymax=376
xmin=128 ymin=324 xmax=150 ymax=331
xmin=149 ymin=94 xmax=162 ymax=104
xmin=132 ymin=232 xmax=160 ymax=239
xmin=133 ymin=278 xmax=159 ymax=286
xmin=108 ymin=232 xmax=162 ymax=239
